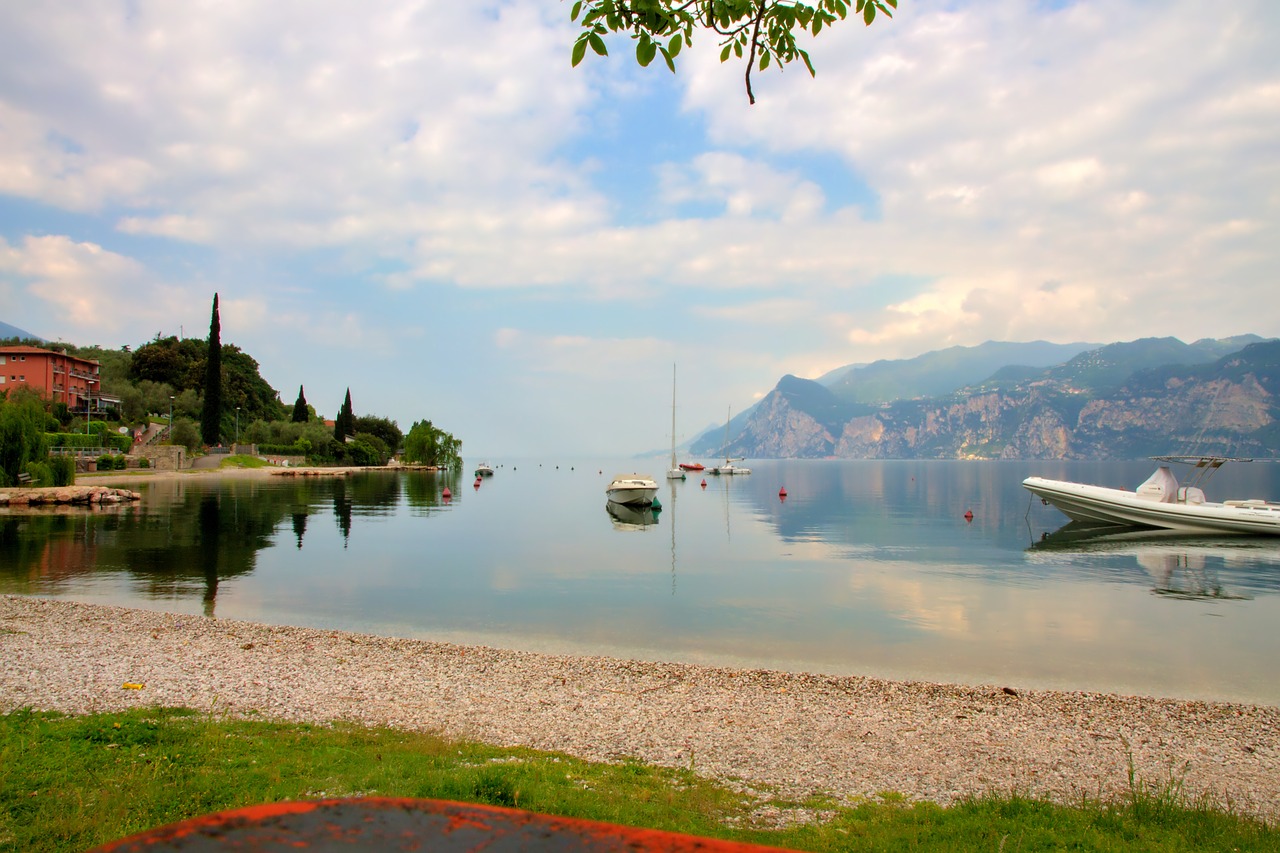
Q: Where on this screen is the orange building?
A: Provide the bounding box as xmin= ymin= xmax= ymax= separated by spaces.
xmin=0 ymin=345 xmax=102 ymax=412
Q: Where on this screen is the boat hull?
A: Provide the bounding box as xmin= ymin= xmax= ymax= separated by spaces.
xmin=606 ymin=474 xmax=659 ymax=507
xmin=1023 ymin=476 xmax=1280 ymax=535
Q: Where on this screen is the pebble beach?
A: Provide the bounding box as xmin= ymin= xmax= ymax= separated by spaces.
xmin=3 ymin=594 xmax=1278 ymax=821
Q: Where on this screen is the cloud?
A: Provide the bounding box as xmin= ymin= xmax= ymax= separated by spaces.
xmin=677 ymin=0 xmax=1280 ymax=355
xmin=2 ymin=0 xmax=1277 ymax=454
xmin=0 ymin=235 xmax=153 ymax=333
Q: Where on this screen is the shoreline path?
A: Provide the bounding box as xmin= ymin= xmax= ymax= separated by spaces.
xmin=2 ymin=594 xmax=1278 ymax=821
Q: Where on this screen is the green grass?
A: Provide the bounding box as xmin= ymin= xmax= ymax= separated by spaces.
xmin=1 ymin=707 xmax=1276 ymax=852
xmin=218 ymin=454 xmax=271 ymax=469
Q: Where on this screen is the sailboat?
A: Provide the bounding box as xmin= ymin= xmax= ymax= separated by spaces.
xmin=667 ymin=365 xmax=685 ymax=480
xmin=708 ymin=407 xmax=751 ymax=475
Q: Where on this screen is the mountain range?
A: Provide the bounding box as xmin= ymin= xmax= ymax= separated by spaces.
xmin=689 ymin=335 xmax=1280 ymax=461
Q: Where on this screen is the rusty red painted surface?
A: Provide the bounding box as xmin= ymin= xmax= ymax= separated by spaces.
xmin=89 ymin=797 xmax=792 ymax=851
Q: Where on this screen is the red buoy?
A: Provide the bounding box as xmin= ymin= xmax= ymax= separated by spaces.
xmin=442 ymin=487 xmax=452 ymax=501
xmin=700 ymin=479 xmax=707 ymax=489
xmin=964 ymin=509 xmax=973 ymax=521
xmin=778 ymin=487 xmax=788 ymax=501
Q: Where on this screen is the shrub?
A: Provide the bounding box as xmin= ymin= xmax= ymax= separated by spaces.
xmin=50 ymin=455 xmax=76 ymax=486
xmin=138 ymin=457 xmax=150 ymax=469
xmin=24 ymin=461 xmax=54 ymax=487
xmin=97 ymin=455 xmax=114 ymax=471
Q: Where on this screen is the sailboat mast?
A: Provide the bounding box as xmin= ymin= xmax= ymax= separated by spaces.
xmin=724 ymin=407 xmax=731 ymax=461
xmin=671 ymin=364 xmax=678 ymax=469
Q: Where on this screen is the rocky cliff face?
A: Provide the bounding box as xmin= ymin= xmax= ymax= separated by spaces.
xmin=727 ymin=341 xmax=1280 ymax=460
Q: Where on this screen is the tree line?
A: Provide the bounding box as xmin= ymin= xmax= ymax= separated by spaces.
xmin=0 ymin=294 xmax=462 ymax=485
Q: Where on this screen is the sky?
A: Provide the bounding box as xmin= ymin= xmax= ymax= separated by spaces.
xmin=1 ymin=1 xmax=1277 ymax=458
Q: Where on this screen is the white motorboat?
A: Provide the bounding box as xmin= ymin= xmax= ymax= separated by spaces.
xmin=474 ymin=462 xmax=494 ymax=477
xmin=606 ymin=473 xmax=658 ymax=507
xmin=1023 ymin=456 xmax=1280 ymax=536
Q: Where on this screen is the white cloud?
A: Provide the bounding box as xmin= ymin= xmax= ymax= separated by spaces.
xmin=2 ymin=0 xmax=1278 ymax=453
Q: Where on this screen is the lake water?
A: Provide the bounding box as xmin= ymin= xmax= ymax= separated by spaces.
xmin=4 ymin=459 xmax=1279 ymax=706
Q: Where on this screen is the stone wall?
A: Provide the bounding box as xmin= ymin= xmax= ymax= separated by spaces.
xmin=134 ymin=445 xmax=187 ymax=471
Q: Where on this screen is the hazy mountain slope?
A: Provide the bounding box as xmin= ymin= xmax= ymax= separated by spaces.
xmin=827 ymin=340 xmax=1099 ymax=404
xmin=1039 ymin=336 xmax=1220 ymax=392
xmin=0 ymin=321 xmax=43 ymax=341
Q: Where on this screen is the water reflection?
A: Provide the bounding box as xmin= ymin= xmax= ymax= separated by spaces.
xmin=0 ymin=471 xmax=457 ymax=614
xmin=4 ymin=461 xmax=1279 ymax=705
xmin=1028 ymin=521 xmax=1280 ymax=600
xmin=605 ymin=501 xmax=659 ymax=530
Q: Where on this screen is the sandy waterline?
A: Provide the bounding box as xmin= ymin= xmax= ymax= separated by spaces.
xmin=2 ymin=594 xmax=1277 ymax=821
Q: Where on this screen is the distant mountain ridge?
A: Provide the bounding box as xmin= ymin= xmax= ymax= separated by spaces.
xmin=691 ymin=335 xmax=1280 ymax=460
xmin=826 ymin=339 xmax=1100 ymax=403
xmin=0 ymin=321 xmax=43 ymax=342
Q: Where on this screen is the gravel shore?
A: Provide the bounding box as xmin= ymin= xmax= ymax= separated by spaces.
xmin=3 ymin=594 xmax=1277 ymax=821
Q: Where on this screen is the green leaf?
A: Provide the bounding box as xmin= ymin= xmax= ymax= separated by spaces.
xmin=734 ymin=40 xmax=743 ymax=58
xmin=799 ymin=48 xmax=816 ymax=77
xmin=759 ymin=51 xmax=770 ymax=71
xmin=636 ymin=36 xmax=657 ymax=67
xmin=720 ymin=43 xmax=732 ymax=62
xmin=570 ymin=1 xmax=582 ymax=22
xmin=572 ymin=38 xmax=588 ymax=67
xmin=668 ymin=33 xmax=683 ymax=57
xmin=660 ymin=46 xmax=676 ymax=72
xmin=864 ymin=3 xmax=876 ymax=24
xmin=589 ymin=33 xmax=608 ymax=56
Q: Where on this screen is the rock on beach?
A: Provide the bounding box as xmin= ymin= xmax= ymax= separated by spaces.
xmin=0 ymin=485 xmax=141 ymax=507
xmin=1 ymin=595 xmax=1277 ymax=821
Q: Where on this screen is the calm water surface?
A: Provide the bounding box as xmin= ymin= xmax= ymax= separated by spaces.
xmin=4 ymin=459 xmax=1279 ymax=705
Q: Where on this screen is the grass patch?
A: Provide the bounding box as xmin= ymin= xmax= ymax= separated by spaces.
xmin=1 ymin=707 xmax=1276 ymax=852
xmin=219 ymin=455 xmax=271 ymax=469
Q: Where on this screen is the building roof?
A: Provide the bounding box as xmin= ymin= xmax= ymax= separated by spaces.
xmin=0 ymin=345 xmax=99 ymax=364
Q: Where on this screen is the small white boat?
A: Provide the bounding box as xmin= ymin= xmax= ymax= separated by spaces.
xmin=1023 ymin=456 xmax=1280 ymax=536
xmin=474 ymin=462 xmax=494 ymax=477
xmin=707 ymin=406 xmax=750 ymax=475
xmin=606 ymin=473 xmax=659 ymax=507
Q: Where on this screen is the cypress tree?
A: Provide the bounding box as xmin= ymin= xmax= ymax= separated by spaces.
xmin=200 ymin=293 xmax=223 ymax=446
xmin=291 ymin=385 xmax=308 ymax=423
xmin=334 ymin=388 xmax=354 ymax=441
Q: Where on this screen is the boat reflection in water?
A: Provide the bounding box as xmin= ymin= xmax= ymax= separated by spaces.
xmin=1026 ymin=522 xmax=1280 ymax=600
xmin=604 ymin=500 xmax=659 ymax=531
